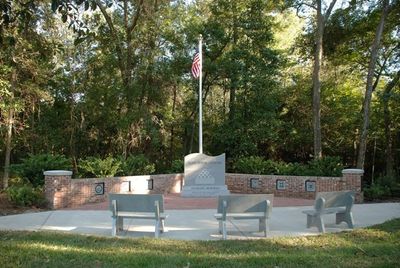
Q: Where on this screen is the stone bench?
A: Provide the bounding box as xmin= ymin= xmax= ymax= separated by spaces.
xmin=302 ymin=190 xmax=355 ymax=233
xmin=109 ymin=193 xmax=168 ymax=238
xmin=214 ymin=194 xmax=273 ymax=239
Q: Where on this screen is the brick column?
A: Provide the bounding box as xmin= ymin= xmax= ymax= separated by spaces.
xmin=44 ymin=170 xmax=72 ymax=209
xmin=342 ymin=169 xmax=364 ymax=203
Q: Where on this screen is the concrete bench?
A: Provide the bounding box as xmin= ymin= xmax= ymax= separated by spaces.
xmin=214 ymin=194 xmax=273 ymax=240
xmin=302 ymin=191 xmax=355 ymax=233
xmin=108 ymin=193 xmax=168 ymax=238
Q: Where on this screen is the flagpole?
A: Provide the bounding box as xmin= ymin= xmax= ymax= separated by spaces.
xmin=198 ymin=35 xmax=203 ymax=154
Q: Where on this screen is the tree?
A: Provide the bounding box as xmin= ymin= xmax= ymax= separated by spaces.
xmin=381 ymin=70 xmax=400 ymax=177
xmin=195 ymin=0 xmax=280 ymax=158
xmin=290 ymin=0 xmax=338 ymax=159
xmin=356 ymin=0 xmax=391 ymax=169
xmin=321 ymin=0 xmax=399 ymax=174
xmin=1 ymin=0 xmax=55 ymax=189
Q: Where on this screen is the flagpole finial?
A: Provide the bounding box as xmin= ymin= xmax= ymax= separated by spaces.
xmin=199 ymin=34 xmax=202 ymax=40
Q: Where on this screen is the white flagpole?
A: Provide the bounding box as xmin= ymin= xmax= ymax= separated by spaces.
xmin=198 ymin=35 xmax=203 ymax=154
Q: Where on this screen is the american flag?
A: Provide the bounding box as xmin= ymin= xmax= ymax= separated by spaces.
xmin=191 ymin=52 xmax=201 ymax=78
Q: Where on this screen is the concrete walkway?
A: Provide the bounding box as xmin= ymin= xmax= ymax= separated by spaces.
xmin=0 ymin=203 xmax=399 ymax=240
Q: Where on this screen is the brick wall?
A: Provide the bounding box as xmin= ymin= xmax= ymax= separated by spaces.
xmin=45 ymin=173 xmax=183 ymax=209
xmin=44 ymin=169 xmax=363 ymax=209
xmin=226 ymin=169 xmax=363 ymax=202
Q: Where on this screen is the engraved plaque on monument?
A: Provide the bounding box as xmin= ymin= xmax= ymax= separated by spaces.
xmin=181 ymin=153 xmax=230 ymax=197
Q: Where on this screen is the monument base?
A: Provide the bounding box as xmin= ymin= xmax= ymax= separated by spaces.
xmin=181 ymin=185 xmax=230 ymax=197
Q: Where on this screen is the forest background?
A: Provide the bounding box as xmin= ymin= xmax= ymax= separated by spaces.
xmin=0 ymin=0 xmax=399 ymax=201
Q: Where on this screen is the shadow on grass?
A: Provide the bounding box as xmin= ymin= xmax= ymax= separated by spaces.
xmin=0 ymin=218 xmax=399 ymax=267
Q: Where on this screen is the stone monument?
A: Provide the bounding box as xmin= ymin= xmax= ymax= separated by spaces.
xmin=181 ymin=153 xmax=230 ymax=197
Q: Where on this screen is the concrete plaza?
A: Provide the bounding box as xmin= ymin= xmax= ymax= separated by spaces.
xmin=0 ymin=202 xmax=399 ymax=240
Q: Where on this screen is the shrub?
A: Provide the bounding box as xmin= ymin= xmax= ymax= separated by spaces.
xmin=364 ymin=183 xmax=391 ymax=200
xmin=274 ymin=162 xmax=308 ymax=176
xmin=119 ymin=154 xmax=155 ymax=175
xmin=168 ymin=159 xmax=184 ymax=173
xmin=232 ymin=156 xmax=267 ymax=174
xmin=78 ymin=156 xmax=121 ymax=178
xmin=365 ymin=175 xmax=400 ymax=200
xmin=375 ymin=175 xmax=397 ymax=189
xmin=306 ymin=156 xmax=343 ymax=177
xmin=231 ymin=156 xmax=343 ymax=177
xmin=6 ymin=184 xmax=47 ymax=208
xmin=9 ymin=154 xmax=71 ymax=187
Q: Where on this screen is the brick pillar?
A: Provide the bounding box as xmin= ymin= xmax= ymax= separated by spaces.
xmin=342 ymin=169 xmax=364 ymax=203
xmin=44 ymin=170 xmax=72 ymax=209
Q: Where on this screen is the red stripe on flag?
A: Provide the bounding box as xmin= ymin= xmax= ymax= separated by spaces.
xmin=191 ymin=52 xmax=201 ymax=78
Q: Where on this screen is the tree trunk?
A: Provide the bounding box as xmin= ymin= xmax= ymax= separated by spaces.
xmin=311 ymin=0 xmax=337 ymax=159
xmin=357 ymin=0 xmax=390 ymax=169
xmin=3 ymin=108 xmax=14 ymax=190
xmin=169 ymin=85 xmax=177 ymax=162
xmin=312 ymin=1 xmax=324 ymax=159
xmin=228 ymin=2 xmax=238 ymax=122
xmin=3 ymin=69 xmax=17 ymax=189
xmin=382 ymin=70 xmax=400 ymax=177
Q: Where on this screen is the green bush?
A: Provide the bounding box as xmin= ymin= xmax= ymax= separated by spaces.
xmin=274 ymin=162 xmax=308 ymax=176
xmin=232 ymin=156 xmax=267 ymax=174
xmin=78 ymin=156 xmax=121 ymax=178
xmin=232 ymin=156 xmax=343 ymax=176
xmin=9 ymin=154 xmax=71 ymax=187
xmin=364 ymin=176 xmax=400 ymax=200
xmin=364 ymin=183 xmax=392 ymax=200
xmin=6 ymin=185 xmax=47 ymax=207
xmin=118 ymin=154 xmax=155 ymax=175
xmin=168 ymin=159 xmax=184 ymax=173
xmin=306 ymin=156 xmax=343 ymax=177
xmin=375 ymin=175 xmax=397 ymax=189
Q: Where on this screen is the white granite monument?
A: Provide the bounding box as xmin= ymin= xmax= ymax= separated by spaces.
xmin=181 ymin=153 xmax=230 ymax=197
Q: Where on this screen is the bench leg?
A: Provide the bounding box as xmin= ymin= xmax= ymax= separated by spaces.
xmin=307 ymin=214 xmax=325 ymax=233
xmin=160 ymin=219 xmax=165 ymax=233
xmin=112 ymin=217 xmax=117 ymax=236
xmin=116 ymin=216 xmax=123 ymax=232
xmin=316 ymin=216 xmax=325 ymax=233
xmin=155 ymin=220 xmax=160 ymax=238
xmin=336 ymin=212 xmax=354 ymax=229
xmin=222 ymin=220 xmax=227 ymax=240
xmin=259 ymin=218 xmax=268 ymax=237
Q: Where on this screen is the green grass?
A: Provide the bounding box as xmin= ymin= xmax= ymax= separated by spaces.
xmin=1 ymin=219 xmax=400 ymax=268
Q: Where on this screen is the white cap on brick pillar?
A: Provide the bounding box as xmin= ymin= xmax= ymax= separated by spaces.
xmin=342 ymin=169 xmax=364 ymax=174
xmin=43 ymin=170 xmax=73 ymax=176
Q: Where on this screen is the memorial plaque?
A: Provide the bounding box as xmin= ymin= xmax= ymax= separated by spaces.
xmin=250 ymin=178 xmax=260 ymax=189
xmin=181 ymin=153 xmax=229 ymax=197
xmin=94 ymin=182 xmax=105 ymax=195
xmin=305 ymin=180 xmax=316 ymax=192
xmin=276 ymin=179 xmax=287 ymax=190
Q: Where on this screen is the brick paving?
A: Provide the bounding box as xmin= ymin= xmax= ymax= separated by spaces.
xmin=65 ymin=193 xmax=314 ymax=210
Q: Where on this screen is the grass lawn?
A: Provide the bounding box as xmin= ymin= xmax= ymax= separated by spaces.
xmin=0 ymin=219 xmax=399 ymax=268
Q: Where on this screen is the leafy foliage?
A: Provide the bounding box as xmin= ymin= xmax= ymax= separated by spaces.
xmin=9 ymin=154 xmax=71 ymax=187
xmin=231 ymin=156 xmax=343 ymax=177
xmin=5 ymin=185 xmax=47 ymax=207
xmin=118 ymin=154 xmax=155 ymax=176
xmin=364 ymin=175 xmax=400 ymax=200
xmin=168 ymin=159 xmax=184 ymax=174
xmin=1 ymin=0 xmax=399 ymax=193
xmin=364 ymin=183 xmax=392 ymax=201
xmin=78 ymin=156 xmax=121 ymax=178
xmin=232 ymin=156 xmax=270 ymax=175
